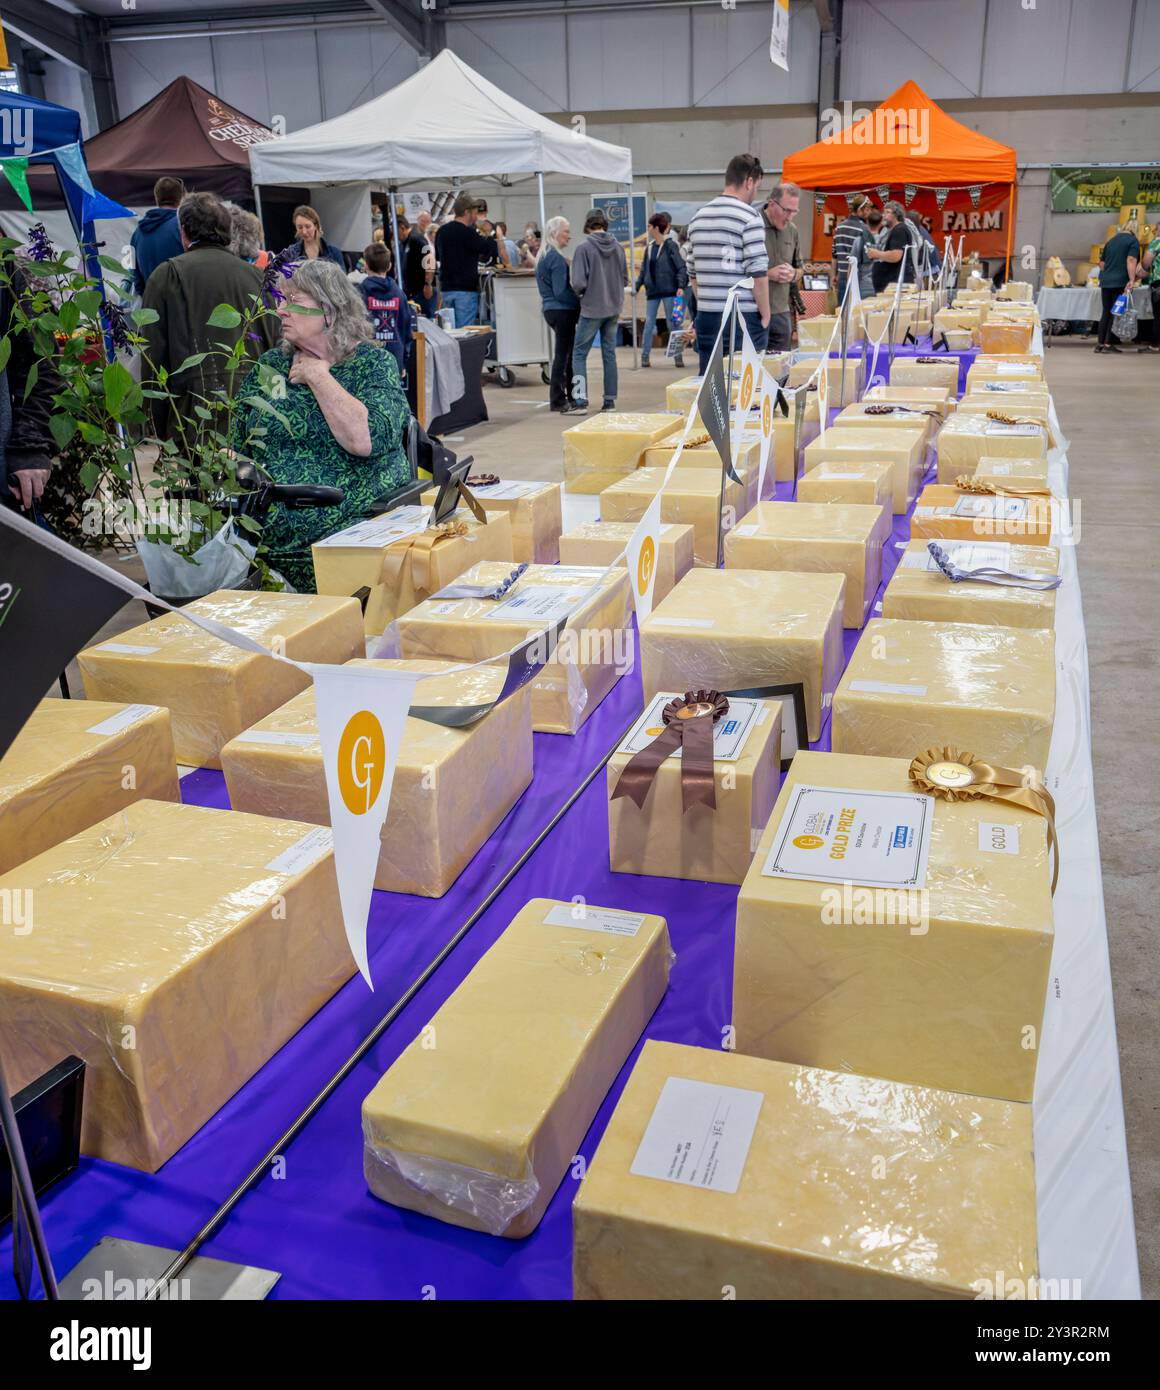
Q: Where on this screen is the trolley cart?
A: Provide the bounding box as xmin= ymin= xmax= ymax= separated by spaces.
xmin=482 ymin=268 xmax=551 ymax=388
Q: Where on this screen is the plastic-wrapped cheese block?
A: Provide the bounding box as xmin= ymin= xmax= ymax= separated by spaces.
xmin=640 ymin=437 xmax=763 ymax=515
xmin=802 ymin=425 xmax=925 ymax=515
xmin=935 ymin=415 xmax=1048 ymax=483
xmin=735 ymin=749 xmax=1053 ymax=1101
xmin=912 ymin=484 xmax=1054 ymax=547
xmin=795 ymin=459 xmax=894 ymax=509
xmin=573 ymin=1039 xmax=1039 ymax=1298
xmin=562 ymin=412 xmax=682 ymax=493
xmin=863 ymin=383 xmax=954 ymax=417
xmin=761 ymin=350 xmax=793 ymax=378
xmin=785 ymin=355 xmax=863 ymax=405
xmin=797 ymin=314 xmax=862 ymax=348
xmin=0 ymin=799 xmax=349 ymax=1170
xmin=934 ymin=304 xmax=986 ymax=332
xmin=558 ymin=521 xmax=695 ymax=605
xmin=832 ymin=617 xmax=1055 ymax=769
xmin=996 ymin=281 xmax=1034 ymax=302
xmin=362 ymin=897 xmax=670 ymax=1237
xmin=979 ymin=319 xmax=1035 ymax=354
xmin=863 ymin=306 xmax=914 ymax=342
xmin=887 ymin=357 xmax=960 ymax=392
xmin=419 ymin=480 xmax=561 ymax=565
xmin=607 ymin=693 xmax=781 ymax=884
xmin=77 ymin=590 xmax=365 ymax=770
xmin=0 ymin=699 xmax=181 ymax=876
xmin=664 ymin=376 xmax=739 ymax=414
xmin=882 ymin=540 xmax=1059 ymax=630
xmin=221 ymin=660 xmax=532 ymax=897
xmin=639 ymin=569 xmax=845 ymax=743
xmin=313 ymin=505 xmax=515 ymax=636
xmin=965 ymin=356 xmax=1043 ymax=392
xmin=396 ymin=562 xmax=630 ymax=734
xmin=971 ymin=454 xmax=1049 ymax=486
xmin=955 ymin=396 xmax=1056 ymax=450
xmin=600 ymin=466 xmax=747 ymax=569
xmin=833 ymin=402 xmax=935 ymax=447
xmin=724 ymin=501 xmax=890 ymax=628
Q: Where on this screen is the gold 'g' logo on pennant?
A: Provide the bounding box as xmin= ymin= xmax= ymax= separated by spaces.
xmin=637 ymin=535 xmax=656 ymax=594
xmin=740 ymin=364 xmax=754 ymax=411
xmin=793 ymin=834 xmax=825 ymax=849
xmin=762 ymin=393 xmax=773 ymax=436
xmin=338 ymin=710 xmax=386 ymax=815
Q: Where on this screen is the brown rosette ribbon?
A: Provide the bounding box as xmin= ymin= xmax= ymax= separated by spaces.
xmin=467 ymin=473 xmax=499 ymax=487
xmin=909 ymin=746 xmax=1059 ymax=893
xmin=985 ymin=409 xmax=1044 ymax=430
xmin=954 ymin=474 xmax=1053 ymax=498
xmin=612 ymin=690 xmax=728 ymax=813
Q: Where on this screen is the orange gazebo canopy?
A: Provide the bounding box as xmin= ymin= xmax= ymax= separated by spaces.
xmin=782 ymin=80 xmax=1016 ymax=189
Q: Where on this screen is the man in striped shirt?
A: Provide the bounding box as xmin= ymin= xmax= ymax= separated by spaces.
xmin=831 ymin=195 xmax=871 ymax=305
xmin=687 ymin=153 xmax=771 ymax=372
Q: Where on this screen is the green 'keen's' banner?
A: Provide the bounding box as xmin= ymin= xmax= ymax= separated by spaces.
xmin=1050 ymin=166 xmax=1160 ymax=214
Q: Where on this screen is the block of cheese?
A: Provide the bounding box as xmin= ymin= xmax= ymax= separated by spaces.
xmin=882 ymin=540 xmax=1059 ymax=630
xmin=747 ymin=405 xmax=822 ymax=487
xmin=640 ymin=436 xmax=763 ymax=515
xmin=832 ymin=617 xmax=1055 ymax=769
xmin=797 ymin=314 xmax=862 ymax=349
xmin=803 ymin=425 xmax=925 ymax=515
xmin=761 ymin=350 xmax=793 ymax=379
xmin=971 ymin=454 xmax=1050 ymax=485
xmin=558 ymin=521 xmax=695 ymax=606
xmin=965 ymin=356 xmax=1043 ymax=392
xmin=795 ymin=459 xmax=894 ymax=510
xmin=911 ymin=484 xmax=1053 ymax=547
xmin=600 ymin=466 xmax=746 ymax=569
xmin=863 ymin=384 xmax=954 ymax=418
xmin=833 ymin=402 xmax=935 ymax=447
xmin=935 ymin=326 xmax=974 ymax=351
xmin=979 ymin=319 xmax=1035 ymax=354
xmin=313 ymin=505 xmax=515 ymax=636
xmin=0 ymin=699 xmax=181 ymax=876
xmin=665 ymin=376 xmax=749 ymax=414
xmin=863 ymin=306 xmax=914 ymax=343
xmin=573 ymin=1039 xmax=1039 ymax=1298
xmin=640 ymin=569 xmax=845 ymax=743
xmin=222 ymin=660 xmax=532 ymax=897
xmin=935 ymin=414 xmax=1048 ymax=483
xmin=362 ymin=897 xmax=670 ymax=1237
xmin=957 ymin=389 xmax=1051 ymax=422
xmin=607 ymin=693 xmax=781 ymax=884
xmin=933 ymin=307 xmax=985 ymax=339
xmin=996 ymin=281 xmax=1033 ymax=303
xmin=77 ymin=590 xmax=364 ymax=770
xmin=0 ymin=800 xmax=349 ymax=1170
xmin=954 ymin=288 xmax=993 ymax=304
xmin=785 ymin=355 xmax=863 ymax=406
xmin=733 ymin=749 xmax=1053 ymax=1101
xmin=887 ymin=357 xmax=960 ymax=392
xmin=724 ymin=501 xmax=890 ymax=628
xmin=397 ymin=563 xmax=630 ymax=734
xmin=420 ymin=480 xmax=560 ymax=565
xmin=563 ymin=412 xmax=682 ymax=493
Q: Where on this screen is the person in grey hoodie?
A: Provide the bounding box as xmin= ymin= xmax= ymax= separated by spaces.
xmin=570 ymin=208 xmax=628 ymax=410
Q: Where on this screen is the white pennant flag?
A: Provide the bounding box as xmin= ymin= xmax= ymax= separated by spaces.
xmin=310 ymin=662 xmax=423 ymax=987
xmin=731 ymin=313 xmax=764 ymax=461
xmin=756 ymin=369 xmax=781 ymax=501
xmin=625 ymin=491 xmax=664 ymax=624
xmin=816 ymin=357 xmax=829 ymax=441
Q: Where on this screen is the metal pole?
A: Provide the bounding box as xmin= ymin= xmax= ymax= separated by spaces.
xmin=253 ymin=184 xmax=266 ymax=249
xmin=388 ymin=186 xmax=403 ymax=291
xmin=626 ymin=182 xmax=638 ymax=368
xmin=536 ymin=170 xmax=547 ymax=241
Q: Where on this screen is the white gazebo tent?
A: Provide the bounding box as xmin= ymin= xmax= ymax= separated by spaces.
xmin=248 ymin=50 xmax=637 ymax=355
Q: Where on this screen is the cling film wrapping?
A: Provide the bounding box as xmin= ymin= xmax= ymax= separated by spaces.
xmin=911 ymin=484 xmax=1054 ymax=546
xmin=419 ymin=483 xmax=561 ymax=566
xmin=723 ymin=500 xmax=891 ymax=628
xmin=221 ymin=660 xmax=533 ymax=897
xmin=832 ymin=617 xmax=1056 ymax=770
xmin=936 ymin=414 xmax=1048 ymax=484
xmin=361 ymin=898 xmax=671 ymax=1237
xmin=573 ymin=1040 xmax=1039 ymax=1297
xmin=561 ymin=412 xmax=683 ymax=494
xmin=639 ymin=568 xmax=846 ymax=743
xmin=882 ymin=541 xmax=1060 ymax=630
xmin=557 ymin=520 xmax=695 ymax=606
xmin=77 ymin=589 xmax=365 ymax=769
xmin=600 ymin=466 xmax=747 ymax=569
xmin=862 ymin=384 xmax=954 ymax=418
xmin=803 ymin=425 xmax=926 ymax=515
xmin=395 ymin=563 xmax=631 ymax=734
xmin=886 ymin=357 xmax=961 ymax=392
xmin=0 ymin=699 xmax=181 ymax=875
xmin=0 ymin=799 xmax=351 ymax=1171
xmin=796 ymin=458 xmax=894 ymax=510
xmin=734 ymin=749 xmax=1054 ymax=1103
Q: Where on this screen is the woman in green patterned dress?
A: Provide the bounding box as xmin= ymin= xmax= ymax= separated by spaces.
xmin=232 ymin=257 xmax=411 ymax=590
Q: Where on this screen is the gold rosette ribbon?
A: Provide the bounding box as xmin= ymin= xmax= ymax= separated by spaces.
xmin=953 ymin=474 xmax=1053 ymax=498
xmin=612 ymin=690 xmax=728 ymax=813
xmin=909 ymin=746 xmax=1059 ymax=893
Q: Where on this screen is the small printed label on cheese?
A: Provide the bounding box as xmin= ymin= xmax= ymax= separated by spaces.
xmin=471 ymin=480 xmax=541 ymax=499
xmin=978 ymin=821 xmax=1021 ymax=855
xmin=763 ymin=783 xmax=934 ymax=889
xmin=86 ymin=703 xmax=159 ymax=737
xmin=901 ymin=542 xmax=1014 ymax=572
xmin=733 ymin=523 xmax=760 ymax=537
xmin=848 ymin=679 xmax=928 ymax=697
xmin=95 ymin=643 xmax=160 ymax=655
xmin=659 ymin=616 xmax=715 ymax=629
xmin=315 ymin=505 xmax=431 ymax=548
xmin=551 ymin=565 xmax=606 ymax=579
xmin=630 ymin=1076 xmax=764 ymax=1194
xmin=618 ymin=694 xmax=764 ymax=763
xmin=542 ymin=903 xmax=646 ymax=937
xmin=984 ymin=422 xmax=1042 ymax=436
xmin=265 ymin=825 xmax=333 ymax=875
xmin=951 ymin=495 xmax=1031 ymax=521
xmin=995 ymin=363 xmax=1037 ymax=374
xmin=486 ymin=585 xmax=587 ymax=623
xmin=233 ymin=729 xmax=319 ymax=748
xmin=433 ymin=601 xmax=459 ymax=615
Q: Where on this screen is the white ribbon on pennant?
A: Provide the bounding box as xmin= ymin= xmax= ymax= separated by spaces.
xmin=309 ymin=662 xmax=422 ymax=987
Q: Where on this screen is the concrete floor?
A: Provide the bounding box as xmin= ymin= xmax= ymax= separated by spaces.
xmin=62 ymin=333 xmax=1155 ymax=1295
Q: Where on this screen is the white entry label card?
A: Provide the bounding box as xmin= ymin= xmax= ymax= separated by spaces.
xmin=630 ymin=1076 xmax=764 ymax=1194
